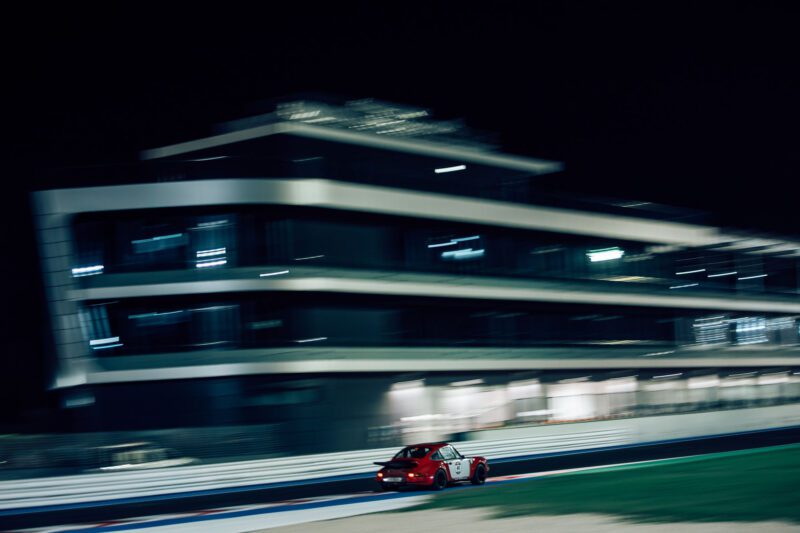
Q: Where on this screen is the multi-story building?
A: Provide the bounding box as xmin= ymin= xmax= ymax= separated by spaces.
xmin=33 ymin=99 xmax=800 ymax=455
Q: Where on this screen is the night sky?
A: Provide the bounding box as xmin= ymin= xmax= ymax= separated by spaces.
xmin=3 ymin=3 xmax=799 ymax=423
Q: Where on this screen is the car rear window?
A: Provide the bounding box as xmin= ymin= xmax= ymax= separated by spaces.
xmin=394 ymin=446 xmax=431 ymax=459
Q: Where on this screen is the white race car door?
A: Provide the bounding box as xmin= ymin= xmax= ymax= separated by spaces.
xmin=450 ymin=446 xmax=471 ymax=481
xmin=442 ymin=446 xmax=470 ymax=481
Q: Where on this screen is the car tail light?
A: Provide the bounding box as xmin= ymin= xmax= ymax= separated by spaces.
xmin=377 ymin=472 xmax=383 ymax=478
xmin=407 ymin=472 xmax=414 ymax=478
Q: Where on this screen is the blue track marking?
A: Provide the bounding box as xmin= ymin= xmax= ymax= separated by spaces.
xmin=30 ymin=479 xmax=529 ymax=532
xmin=43 ymin=491 xmax=438 ymax=532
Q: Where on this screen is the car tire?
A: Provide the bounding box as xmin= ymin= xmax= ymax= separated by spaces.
xmin=432 ymin=469 xmax=447 ymax=491
xmin=471 ymin=464 xmax=486 ymax=485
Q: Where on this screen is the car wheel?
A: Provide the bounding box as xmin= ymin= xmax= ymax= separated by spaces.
xmin=471 ymin=464 xmax=486 ymax=485
xmin=432 ymin=469 xmax=448 ymax=491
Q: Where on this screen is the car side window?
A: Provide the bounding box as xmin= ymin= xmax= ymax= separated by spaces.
xmin=431 ymin=450 xmax=443 ymax=461
xmin=439 ymin=447 xmax=455 ymax=460
xmin=450 ymin=446 xmax=464 ymax=458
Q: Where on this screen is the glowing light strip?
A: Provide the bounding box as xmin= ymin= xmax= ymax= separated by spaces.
xmin=131 ymin=233 xmax=183 ymax=244
xmin=653 ymin=373 xmax=682 ymax=380
xmin=92 ymin=343 xmax=123 ymax=350
xmin=129 ymin=311 xmax=183 ymax=319
xmin=188 ymin=156 xmax=229 ymax=162
xmin=72 ymin=265 xmax=104 ymax=276
xmin=676 ymin=268 xmax=705 ymax=275
xmin=738 ymin=274 xmax=768 ymax=280
xmin=196 ymin=248 xmax=226 ymax=258
xmin=587 ymin=248 xmax=624 ymax=262
xmin=434 ymin=164 xmax=467 ymax=174
xmin=669 ymin=283 xmax=698 ymax=289
xmin=89 ymin=337 xmax=120 ymax=346
xmin=196 ymin=259 xmax=227 ymax=268
xmin=196 ymin=220 xmax=229 ymax=227
xmin=441 ymin=248 xmax=485 ymax=260
xmin=259 ymin=270 xmax=290 ymax=277
xmin=708 ymin=271 xmax=737 ymax=278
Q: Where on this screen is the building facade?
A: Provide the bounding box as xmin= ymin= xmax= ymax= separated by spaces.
xmin=33 ymin=99 xmax=800 ymax=455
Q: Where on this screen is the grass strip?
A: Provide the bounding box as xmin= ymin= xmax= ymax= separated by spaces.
xmin=410 ymin=444 xmax=800 ymax=523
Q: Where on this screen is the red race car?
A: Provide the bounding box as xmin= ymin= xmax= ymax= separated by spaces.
xmin=374 ymin=442 xmax=489 ymax=491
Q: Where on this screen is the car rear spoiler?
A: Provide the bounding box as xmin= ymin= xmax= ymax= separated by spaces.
xmin=373 ymin=460 xmax=419 ymax=469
